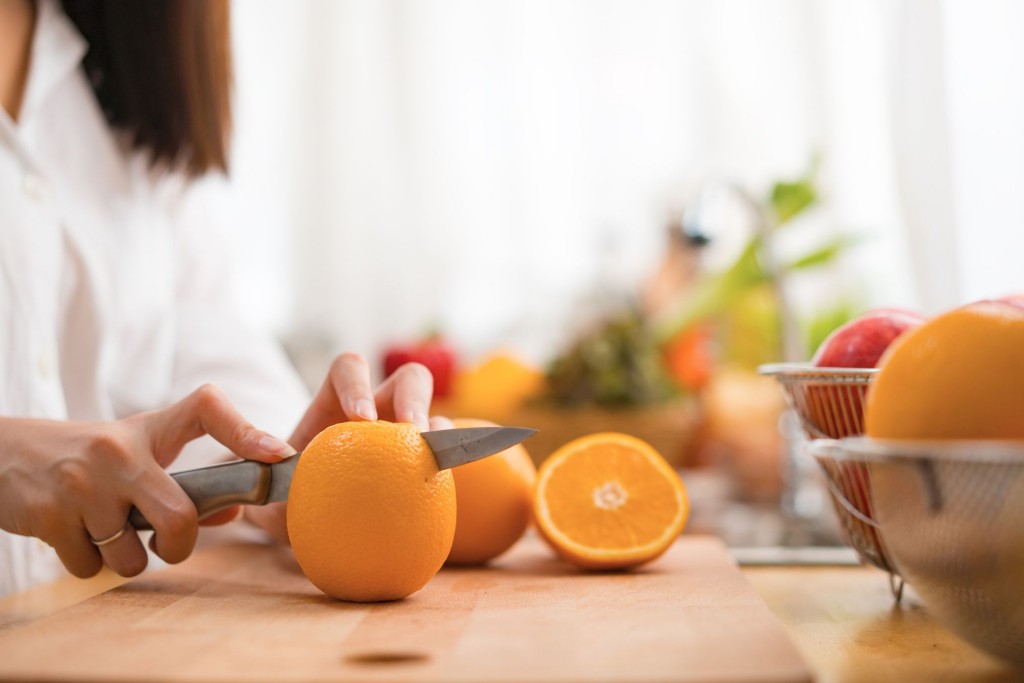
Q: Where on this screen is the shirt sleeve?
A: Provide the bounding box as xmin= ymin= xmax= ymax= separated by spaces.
xmin=164 ymin=174 xmax=311 ymax=473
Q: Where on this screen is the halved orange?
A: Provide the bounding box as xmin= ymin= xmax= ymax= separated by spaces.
xmin=533 ymin=433 xmax=689 ymax=570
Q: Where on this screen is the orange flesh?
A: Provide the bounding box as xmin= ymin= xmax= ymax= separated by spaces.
xmin=542 ymin=442 xmax=683 ymax=549
xmin=534 ymin=432 xmax=689 ymax=568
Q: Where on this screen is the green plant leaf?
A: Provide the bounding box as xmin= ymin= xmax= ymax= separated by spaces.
xmin=803 ymin=302 xmax=861 ymax=361
xmin=769 ymin=155 xmax=820 ymax=224
xmin=770 ymin=178 xmax=817 ymax=224
xmin=784 ymin=234 xmax=860 ymax=271
xmin=654 ymin=237 xmax=769 ymax=342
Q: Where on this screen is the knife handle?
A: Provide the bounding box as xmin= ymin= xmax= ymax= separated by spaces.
xmin=128 ymin=460 xmax=273 ymax=531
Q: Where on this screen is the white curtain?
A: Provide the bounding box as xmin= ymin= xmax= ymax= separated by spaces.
xmin=226 ymin=0 xmax=1022 ymax=379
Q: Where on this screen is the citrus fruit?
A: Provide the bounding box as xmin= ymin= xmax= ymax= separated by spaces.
xmin=286 ymin=421 xmax=456 ymax=602
xmin=445 ymin=418 xmax=536 ymax=566
xmin=700 ymin=369 xmax=785 ymax=500
xmin=663 ymin=323 xmax=714 ymax=392
xmin=865 ymin=300 xmax=1024 ymax=439
xmin=533 ymin=432 xmax=689 ymax=570
xmin=445 ymin=353 xmax=543 ymax=421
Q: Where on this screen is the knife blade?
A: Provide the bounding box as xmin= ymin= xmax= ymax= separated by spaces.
xmin=423 ymin=426 xmax=538 ymax=470
xmin=127 ymin=426 xmax=537 ymax=530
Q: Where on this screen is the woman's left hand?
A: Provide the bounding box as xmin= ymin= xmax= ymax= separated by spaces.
xmin=245 ymin=353 xmax=452 ymax=543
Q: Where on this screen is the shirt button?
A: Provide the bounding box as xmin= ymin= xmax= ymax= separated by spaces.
xmin=22 ymin=173 xmax=52 ymax=202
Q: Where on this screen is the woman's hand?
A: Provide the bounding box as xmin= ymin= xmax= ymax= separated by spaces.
xmin=245 ymin=353 xmax=451 ymax=544
xmin=0 ymin=385 xmax=295 ymax=579
xmin=292 ymin=352 xmax=438 ymax=444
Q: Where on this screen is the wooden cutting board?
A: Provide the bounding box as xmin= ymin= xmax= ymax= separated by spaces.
xmin=0 ymin=536 xmax=810 ymax=683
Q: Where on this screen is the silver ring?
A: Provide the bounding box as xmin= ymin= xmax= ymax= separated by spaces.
xmin=89 ymin=522 xmax=130 ymax=547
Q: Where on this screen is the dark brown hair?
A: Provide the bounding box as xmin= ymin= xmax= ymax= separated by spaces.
xmin=60 ymin=0 xmax=232 ymax=176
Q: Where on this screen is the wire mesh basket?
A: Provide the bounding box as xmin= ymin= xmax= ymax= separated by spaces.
xmin=758 ymin=363 xmax=902 ymax=596
xmin=810 ymin=438 xmax=1024 ymax=667
xmin=758 ymin=363 xmax=877 ymax=440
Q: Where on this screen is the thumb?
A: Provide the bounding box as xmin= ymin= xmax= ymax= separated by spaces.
xmin=148 ymin=384 xmax=297 ymax=467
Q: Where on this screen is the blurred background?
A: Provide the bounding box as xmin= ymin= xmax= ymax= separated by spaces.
xmin=214 ymin=0 xmax=1024 ymax=546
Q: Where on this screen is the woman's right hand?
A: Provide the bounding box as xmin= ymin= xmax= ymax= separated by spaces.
xmin=0 ymin=385 xmax=295 ymax=579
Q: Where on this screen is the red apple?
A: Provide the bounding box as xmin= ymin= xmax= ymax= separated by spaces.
xmin=996 ymin=294 xmax=1024 ymax=311
xmin=812 ymin=308 xmax=927 ymax=369
xmin=801 ymin=309 xmax=926 ymax=440
xmin=383 ymin=337 xmax=456 ymax=399
xmin=807 ymin=309 xmax=925 ymax=557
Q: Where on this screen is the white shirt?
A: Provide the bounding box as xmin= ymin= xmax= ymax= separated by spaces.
xmin=0 ymin=0 xmax=310 ymax=595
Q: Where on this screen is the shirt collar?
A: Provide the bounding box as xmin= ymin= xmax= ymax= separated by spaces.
xmin=19 ymin=0 xmax=88 ymax=124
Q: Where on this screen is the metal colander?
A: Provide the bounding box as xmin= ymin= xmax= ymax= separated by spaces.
xmin=758 ymin=363 xmax=900 ymax=590
xmin=810 ymin=438 xmax=1024 ymax=666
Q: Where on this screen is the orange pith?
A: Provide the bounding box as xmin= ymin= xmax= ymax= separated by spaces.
xmin=286 ymin=421 xmax=455 ymax=602
xmin=446 ymin=418 xmax=536 ymax=566
xmin=865 ymin=302 xmax=1024 ymax=439
xmin=534 ymin=433 xmax=689 ymax=570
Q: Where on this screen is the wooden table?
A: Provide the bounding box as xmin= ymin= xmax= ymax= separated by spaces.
xmin=0 ymin=539 xmax=1021 ymax=682
xmin=744 ymin=567 xmax=1023 ymax=683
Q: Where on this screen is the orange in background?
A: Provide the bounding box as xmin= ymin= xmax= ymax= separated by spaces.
xmin=442 ymin=353 xmax=544 ymax=422
xmin=662 ymin=323 xmax=714 ymax=392
xmin=445 ymin=418 xmax=536 ymax=566
xmin=866 ymin=300 xmax=1024 ymax=439
xmin=533 ymin=432 xmax=689 ymax=570
xmin=287 ymin=421 xmax=456 ymax=602
xmin=697 ymin=368 xmax=786 ymax=501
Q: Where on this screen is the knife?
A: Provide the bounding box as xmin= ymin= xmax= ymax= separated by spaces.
xmin=127 ymin=426 xmax=537 ymax=530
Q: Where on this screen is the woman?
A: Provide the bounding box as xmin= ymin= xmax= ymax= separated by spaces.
xmin=0 ymin=0 xmax=439 ymax=595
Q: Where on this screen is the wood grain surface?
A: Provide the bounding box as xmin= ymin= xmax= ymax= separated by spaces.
xmin=746 ymin=567 xmax=1024 ymax=683
xmin=0 ymin=536 xmax=809 ymax=683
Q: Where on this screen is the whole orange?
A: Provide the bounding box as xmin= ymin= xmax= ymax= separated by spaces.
xmin=865 ymin=300 xmax=1024 ymax=439
xmin=444 ymin=354 xmax=544 ymax=421
xmin=286 ymin=421 xmax=456 ymax=602
xmin=533 ymin=432 xmax=689 ymax=570
xmin=445 ymin=418 xmax=536 ymax=565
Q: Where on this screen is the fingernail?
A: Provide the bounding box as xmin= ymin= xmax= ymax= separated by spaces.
xmin=412 ymin=410 xmax=430 ymax=433
xmin=354 ymin=398 xmax=377 ymax=421
xmin=259 ymin=435 xmax=297 ymax=457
